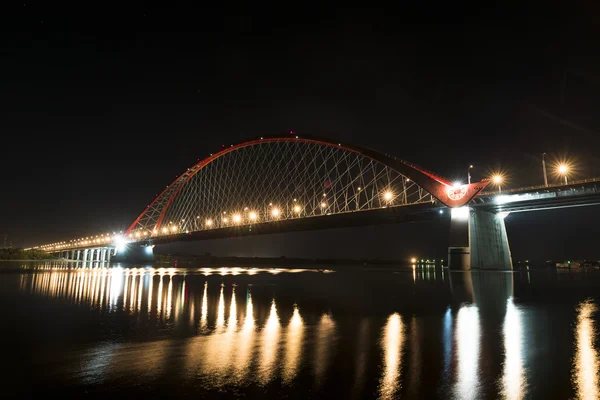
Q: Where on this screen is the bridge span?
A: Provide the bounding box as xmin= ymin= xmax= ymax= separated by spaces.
xmin=29 ymin=135 xmax=600 ymax=270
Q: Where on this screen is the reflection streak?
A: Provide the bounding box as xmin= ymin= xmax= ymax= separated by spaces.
xmin=573 ymin=300 xmax=599 ymax=400
xmin=165 ymin=274 xmax=173 ymax=320
xmin=137 ymin=271 xmax=144 ymax=312
xmin=501 ymin=297 xmax=526 ymax=400
xmin=379 ymin=313 xmax=405 ymax=399
xmin=259 ymin=299 xmax=280 ymax=384
xmin=283 ymin=305 xmax=304 ymax=383
xmin=454 ymin=304 xmax=480 ymax=400
xmin=234 ymin=289 xmax=255 ymax=379
xmin=314 ymin=313 xmax=336 ymax=386
xmin=147 ymin=272 xmax=153 ymax=314
xmin=216 ymin=285 xmax=225 ymax=332
xmin=200 ymin=282 xmax=208 ymax=331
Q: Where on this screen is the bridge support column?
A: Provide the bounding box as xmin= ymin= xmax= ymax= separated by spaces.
xmin=448 ymin=207 xmax=512 ymax=270
xmin=76 ymin=250 xmax=81 ymax=261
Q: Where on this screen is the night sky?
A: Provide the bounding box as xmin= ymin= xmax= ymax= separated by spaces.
xmin=1 ymin=3 xmax=599 ymax=261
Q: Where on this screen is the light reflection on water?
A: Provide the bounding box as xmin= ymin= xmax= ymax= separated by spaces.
xmin=283 ymin=304 xmax=304 ymax=383
xmin=314 ymin=313 xmax=336 ymax=387
xmin=500 ymin=297 xmax=527 ymax=400
xmin=378 ymin=313 xmax=404 ymax=399
xmin=573 ymin=300 xmax=599 ymax=400
xmin=9 ymin=264 xmax=600 ymax=398
xmin=259 ymin=299 xmax=281 ymax=384
xmin=454 ymin=304 xmax=480 ymax=400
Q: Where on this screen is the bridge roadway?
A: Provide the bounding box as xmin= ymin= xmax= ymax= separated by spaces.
xmin=142 ymin=177 xmax=600 ymax=245
xmin=42 ymin=177 xmax=600 ymax=268
xmin=45 ymin=177 xmax=600 ymax=252
xmin=472 ymin=177 xmax=600 ymax=213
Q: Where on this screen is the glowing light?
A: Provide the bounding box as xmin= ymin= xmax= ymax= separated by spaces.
xmin=451 ymin=206 xmax=469 ymax=221
xmin=271 ymin=208 xmax=280 ymax=217
xmin=259 ymin=299 xmax=281 ymax=384
xmin=320 ymin=202 xmax=327 ymax=208
xmin=200 ymin=282 xmax=208 ymax=330
xmin=162 ymin=227 xmax=168 ymax=233
xmin=248 ymin=211 xmax=257 ymax=221
xmin=216 ymin=284 xmax=225 ymax=331
xmin=384 ymin=191 xmax=393 ymax=201
xmin=223 ymin=217 xmax=229 ymax=223
xmin=114 ymin=234 xmax=127 ymax=254
xmin=205 ymin=219 xmax=213 ymax=226
xmin=493 ymin=174 xmax=504 ymax=184
xmin=557 ymin=164 xmax=569 ymax=174
xmin=232 ymin=214 xmax=241 ymax=223
xmin=293 ymin=205 xmax=301 ymax=213
xmin=378 ymin=313 xmax=404 ymax=399
xmin=573 ymin=300 xmax=599 ymax=400
xmin=283 ymin=305 xmax=304 ymax=383
xmin=410 ymin=257 xmax=417 ymax=263
xmin=501 ymin=297 xmax=527 ymax=399
xmin=453 ymin=181 xmax=463 ymax=188
xmin=454 ymin=304 xmax=481 ymax=399
xmin=170 ymin=225 xmax=178 ymax=232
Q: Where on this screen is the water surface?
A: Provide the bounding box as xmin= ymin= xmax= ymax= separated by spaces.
xmin=1 ymin=261 xmax=599 ymax=399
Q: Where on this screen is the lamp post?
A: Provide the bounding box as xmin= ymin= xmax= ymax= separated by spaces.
xmin=557 ymin=164 xmax=569 ymax=184
xmin=542 ymin=153 xmax=548 ymax=187
xmin=492 ymin=174 xmax=503 ymax=193
xmin=468 ymin=165 xmax=474 ymax=184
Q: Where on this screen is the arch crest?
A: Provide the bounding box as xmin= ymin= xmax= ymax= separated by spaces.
xmin=126 ymin=135 xmax=489 ymax=238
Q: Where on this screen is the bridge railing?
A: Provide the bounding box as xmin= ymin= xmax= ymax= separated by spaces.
xmin=479 ymin=177 xmax=600 ymax=196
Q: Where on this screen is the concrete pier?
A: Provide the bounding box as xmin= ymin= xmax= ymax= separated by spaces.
xmin=448 ymin=207 xmax=513 ymax=270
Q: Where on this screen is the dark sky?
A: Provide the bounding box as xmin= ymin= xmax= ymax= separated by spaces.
xmin=1 ymin=3 xmax=599 ymax=260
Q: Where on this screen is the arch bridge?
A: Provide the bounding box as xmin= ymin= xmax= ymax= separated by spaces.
xmin=37 ymin=134 xmax=521 ymax=269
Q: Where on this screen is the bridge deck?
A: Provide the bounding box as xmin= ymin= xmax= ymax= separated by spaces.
xmin=473 ymin=177 xmax=600 ymax=213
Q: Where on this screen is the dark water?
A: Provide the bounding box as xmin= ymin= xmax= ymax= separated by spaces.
xmin=1 ymin=262 xmax=599 ymax=399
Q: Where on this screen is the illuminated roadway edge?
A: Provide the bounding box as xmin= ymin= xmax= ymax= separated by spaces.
xmin=133 ymin=202 xmax=443 ymax=246
xmin=126 ymin=134 xmax=491 ymax=236
xmin=473 ymin=178 xmax=600 ymax=213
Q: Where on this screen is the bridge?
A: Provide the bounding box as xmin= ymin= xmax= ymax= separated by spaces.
xmin=29 ymin=135 xmax=600 ymax=270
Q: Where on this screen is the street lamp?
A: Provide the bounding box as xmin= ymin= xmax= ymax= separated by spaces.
xmin=492 ymin=174 xmax=504 ymax=193
xmin=557 ymin=163 xmax=569 ymax=184
xmin=468 ymin=165 xmax=474 ymax=184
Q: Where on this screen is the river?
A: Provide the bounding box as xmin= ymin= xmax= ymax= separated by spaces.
xmin=1 ymin=261 xmax=599 ymax=399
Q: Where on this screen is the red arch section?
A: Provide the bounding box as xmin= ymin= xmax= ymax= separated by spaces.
xmin=126 ymin=135 xmax=489 ymax=235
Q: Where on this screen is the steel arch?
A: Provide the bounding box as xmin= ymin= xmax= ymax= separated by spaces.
xmin=126 ymin=135 xmax=489 ymax=238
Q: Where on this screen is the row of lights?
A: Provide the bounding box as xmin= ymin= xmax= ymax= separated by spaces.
xmin=130 ymin=190 xmax=396 ymax=238
xmin=458 ymin=162 xmax=573 ymax=194
xmin=34 ymin=188 xmax=398 ymax=246
xmin=36 ymin=232 xmax=125 ymax=251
